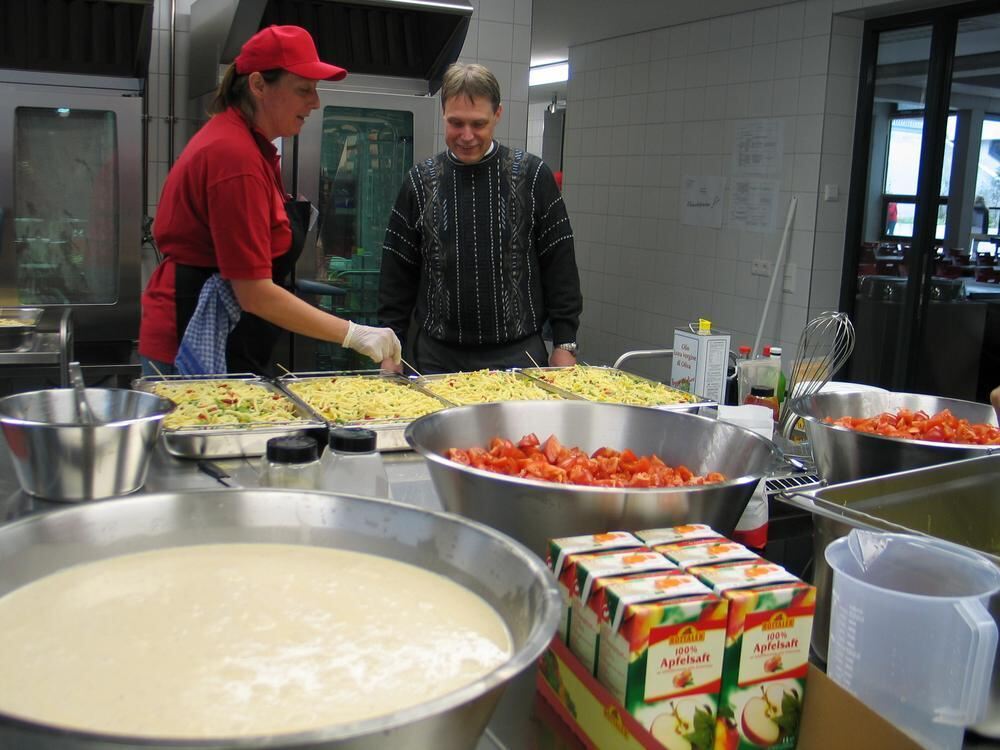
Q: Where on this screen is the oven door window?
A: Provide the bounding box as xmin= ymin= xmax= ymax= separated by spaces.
xmin=14 ymin=107 xmax=118 ymax=305
xmin=314 ymin=106 xmax=413 ymax=369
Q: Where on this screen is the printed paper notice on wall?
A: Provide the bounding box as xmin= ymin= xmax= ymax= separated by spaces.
xmin=681 ymin=176 xmax=725 ymax=228
xmin=732 ymin=119 xmax=784 ymax=176
xmin=727 ymin=178 xmax=780 ymax=232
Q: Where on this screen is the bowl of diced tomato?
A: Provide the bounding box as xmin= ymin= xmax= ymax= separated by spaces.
xmin=792 ymin=390 xmax=1000 ymax=484
xmin=405 ymin=400 xmax=786 ymax=557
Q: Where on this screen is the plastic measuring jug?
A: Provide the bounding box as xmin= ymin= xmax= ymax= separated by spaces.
xmin=825 ymin=530 xmax=1000 ymax=750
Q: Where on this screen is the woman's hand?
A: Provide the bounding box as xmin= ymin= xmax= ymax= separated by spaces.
xmin=343 ymin=322 xmax=401 ymax=364
xmin=991 ymin=385 xmax=1000 ymax=422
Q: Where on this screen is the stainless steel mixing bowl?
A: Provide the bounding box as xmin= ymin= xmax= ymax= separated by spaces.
xmin=0 ymin=489 xmax=561 ymax=749
xmin=405 ymin=401 xmax=784 ymax=556
xmin=0 ymin=388 xmax=175 ymax=501
xmin=793 ymin=390 xmax=999 ymax=484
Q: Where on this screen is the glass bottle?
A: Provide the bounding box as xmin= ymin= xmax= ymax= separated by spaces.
xmin=321 ymin=427 xmax=391 ymax=499
xmin=764 ymin=345 xmax=786 ymax=405
xmin=259 ymin=435 xmax=322 ymax=490
xmin=744 ymin=385 xmax=779 ymax=422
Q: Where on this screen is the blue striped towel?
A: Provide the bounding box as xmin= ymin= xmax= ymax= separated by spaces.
xmin=175 ymin=274 xmax=241 ymax=375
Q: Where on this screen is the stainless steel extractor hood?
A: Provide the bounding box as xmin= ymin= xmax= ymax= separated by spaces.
xmin=0 ymin=0 xmax=154 ymax=79
xmin=189 ymin=0 xmax=472 ymax=98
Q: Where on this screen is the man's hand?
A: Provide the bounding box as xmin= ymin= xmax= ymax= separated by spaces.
xmin=382 ymin=357 xmax=403 ymax=374
xmin=991 ymin=385 xmax=1000 ymax=422
xmin=343 ymin=322 xmax=401 ymax=364
xmin=549 ymin=347 xmax=577 ymax=367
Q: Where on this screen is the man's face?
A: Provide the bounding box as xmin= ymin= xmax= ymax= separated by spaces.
xmin=443 ymin=94 xmax=502 ymax=164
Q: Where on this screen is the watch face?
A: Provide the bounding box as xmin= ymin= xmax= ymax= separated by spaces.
xmin=559 ymin=343 xmax=578 ymax=353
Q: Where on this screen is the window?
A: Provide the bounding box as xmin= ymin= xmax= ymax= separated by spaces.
xmin=975 ymin=116 xmax=1000 ymax=234
xmin=882 ymin=113 xmax=954 ymax=238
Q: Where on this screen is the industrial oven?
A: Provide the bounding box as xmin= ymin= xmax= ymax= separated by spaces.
xmin=0 ymin=0 xmax=153 ymax=385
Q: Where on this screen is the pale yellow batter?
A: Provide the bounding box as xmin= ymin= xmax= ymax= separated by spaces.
xmin=0 ymin=543 xmax=512 ymax=739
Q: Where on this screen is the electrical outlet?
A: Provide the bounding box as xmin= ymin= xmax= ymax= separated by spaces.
xmin=783 ymin=263 xmax=797 ymax=293
xmin=751 ymin=259 xmax=772 ymax=277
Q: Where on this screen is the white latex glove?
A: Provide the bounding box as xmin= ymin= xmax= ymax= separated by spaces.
xmin=343 ymin=322 xmax=401 ymax=364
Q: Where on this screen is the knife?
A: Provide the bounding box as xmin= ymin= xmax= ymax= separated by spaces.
xmin=197 ymin=460 xmax=240 ymax=488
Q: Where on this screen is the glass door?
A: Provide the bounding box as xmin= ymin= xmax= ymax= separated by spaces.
xmin=14 ymin=107 xmax=119 ymax=305
xmin=287 ymin=88 xmax=437 ymax=371
xmin=843 ymin=7 xmax=1000 ymax=402
xmin=312 ymin=106 xmax=414 ymax=370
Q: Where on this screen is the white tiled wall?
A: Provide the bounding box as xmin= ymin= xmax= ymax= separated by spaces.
xmin=527 ymin=100 xmax=548 ymax=158
xmin=562 ymin=0 xmax=864 ymax=377
xmin=146 ymin=0 xmax=531 ymax=216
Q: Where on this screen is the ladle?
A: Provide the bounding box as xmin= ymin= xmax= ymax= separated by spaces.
xmin=68 ymin=361 xmax=96 ymax=425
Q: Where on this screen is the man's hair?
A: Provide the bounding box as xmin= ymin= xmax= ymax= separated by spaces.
xmin=440 ymin=63 xmax=501 ymax=112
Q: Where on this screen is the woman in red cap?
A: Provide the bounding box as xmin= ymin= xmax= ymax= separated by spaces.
xmin=139 ymin=25 xmax=400 ymax=375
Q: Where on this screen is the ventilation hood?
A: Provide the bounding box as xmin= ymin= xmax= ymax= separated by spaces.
xmin=0 ymin=0 xmax=153 ymax=80
xmin=190 ymin=0 xmax=472 ymax=98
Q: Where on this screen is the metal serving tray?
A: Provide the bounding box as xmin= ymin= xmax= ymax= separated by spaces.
xmin=276 ymin=370 xmax=453 ymax=452
xmin=415 ymin=369 xmax=577 ymax=404
xmin=0 ymin=307 xmax=43 ymax=351
xmin=520 ymin=365 xmax=714 ymax=411
xmin=132 ymin=374 xmax=326 ymax=459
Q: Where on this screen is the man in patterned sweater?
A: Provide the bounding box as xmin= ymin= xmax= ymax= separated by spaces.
xmin=378 ymin=63 xmax=583 ymax=374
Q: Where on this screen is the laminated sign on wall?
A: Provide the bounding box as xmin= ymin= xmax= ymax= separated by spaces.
xmin=670 ymin=321 xmax=731 ymax=403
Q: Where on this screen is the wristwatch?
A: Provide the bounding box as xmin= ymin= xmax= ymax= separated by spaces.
xmin=556 ymin=342 xmax=578 ymax=355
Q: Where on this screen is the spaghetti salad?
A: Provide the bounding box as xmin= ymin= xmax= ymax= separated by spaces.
xmin=150 ymin=380 xmax=305 ymax=429
xmin=421 ymin=370 xmax=560 ymax=405
xmin=531 ymin=366 xmax=696 ymax=406
xmin=286 ymin=376 xmax=443 ymax=423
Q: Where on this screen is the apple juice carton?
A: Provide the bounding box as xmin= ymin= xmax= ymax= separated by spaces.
xmin=635 ymin=524 xmax=723 ymax=546
xmin=569 ymin=549 xmax=678 ymax=674
xmin=688 ymin=560 xmax=815 ymax=750
xmin=596 ymin=572 xmax=728 ymax=750
xmin=655 ymin=539 xmax=760 ymax=570
xmin=548 ymin=532 xmax=644 ymax=642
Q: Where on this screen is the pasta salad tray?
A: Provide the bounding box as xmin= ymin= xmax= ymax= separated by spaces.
xmin=132 ymin=374 xmax=327 ymax=459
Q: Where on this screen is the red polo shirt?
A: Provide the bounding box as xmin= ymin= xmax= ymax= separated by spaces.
xmin=138 ymin=107 xmax=292 ymax=363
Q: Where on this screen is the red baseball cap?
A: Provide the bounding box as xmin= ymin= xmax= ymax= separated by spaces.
xmin=235 ymin=25 xmax=347 ymax=81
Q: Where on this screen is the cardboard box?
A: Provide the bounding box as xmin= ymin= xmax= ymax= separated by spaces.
xmin=550 ymin=532 xmax=646 ymax=642
xmin=691 ymin=562 xmax=815 ymax=750
xmin=655 ymin=539 xmax=760 ymax=570
xmin=634 ymin=524 xmax=722 ymax=546
xmin=536 ymin=643 xmax=922 ymax=750
xmin=671 ymin=325 xmax=731 ymax=403
xmin=569 ymin=551 xmax=678 ymax=673
xmin=597 ymin=574 xmax=728 ymax=745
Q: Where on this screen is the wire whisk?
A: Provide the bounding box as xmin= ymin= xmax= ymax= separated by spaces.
xmin=779 ymin=311 xmax=856 ymax=437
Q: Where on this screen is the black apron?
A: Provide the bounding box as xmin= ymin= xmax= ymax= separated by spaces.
xmin=174 ymin=199 xmax=311 ymax=376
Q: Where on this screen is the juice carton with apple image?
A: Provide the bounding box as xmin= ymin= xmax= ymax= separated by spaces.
xmin=635 ymin=524 xmax=723 ymax=547
xmin=549 ymin=532 xmax=645 ymax=642
xmin=596 ymin=572 xmax=728 ymax=750
xmin=655 ymin=539 xmax=760 ymax=570
xmin=688 ymin=561 xmax=815 ymax=750
xmin=569 ymin=550 xmax=678 ymax=674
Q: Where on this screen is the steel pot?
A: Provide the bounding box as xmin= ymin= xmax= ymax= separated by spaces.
xmin=405 ymin=400 xmax=786 ymax=557
xmin=0 ymin=388 xmax=175 ymax=501
xmin=0 ymin=489 xmax=561 ymax=749
xmin=793 ymin=390 xmax=998 ymax=484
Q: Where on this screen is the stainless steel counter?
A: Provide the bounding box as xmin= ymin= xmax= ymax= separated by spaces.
xmin=0 ymin=442 xmax=996 ymax=749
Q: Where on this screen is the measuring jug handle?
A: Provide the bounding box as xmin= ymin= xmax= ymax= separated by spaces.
xmin=942 ymin=598 xmax=998 ymax=725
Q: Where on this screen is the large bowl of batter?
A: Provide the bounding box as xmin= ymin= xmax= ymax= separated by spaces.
xmin=0 ymin=489 xmax=561 ymax=749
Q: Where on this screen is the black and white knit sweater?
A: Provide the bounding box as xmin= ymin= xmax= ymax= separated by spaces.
xmin=378 ymin=143 xmax=582 ymax=348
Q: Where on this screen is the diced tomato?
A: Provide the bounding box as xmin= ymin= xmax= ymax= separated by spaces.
xmin=446 ymin=434 xmax=727 ymax=489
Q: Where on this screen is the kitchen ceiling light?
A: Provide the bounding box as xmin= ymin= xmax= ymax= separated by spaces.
xmin=529 ymin=62 xmax=568 ymax=87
